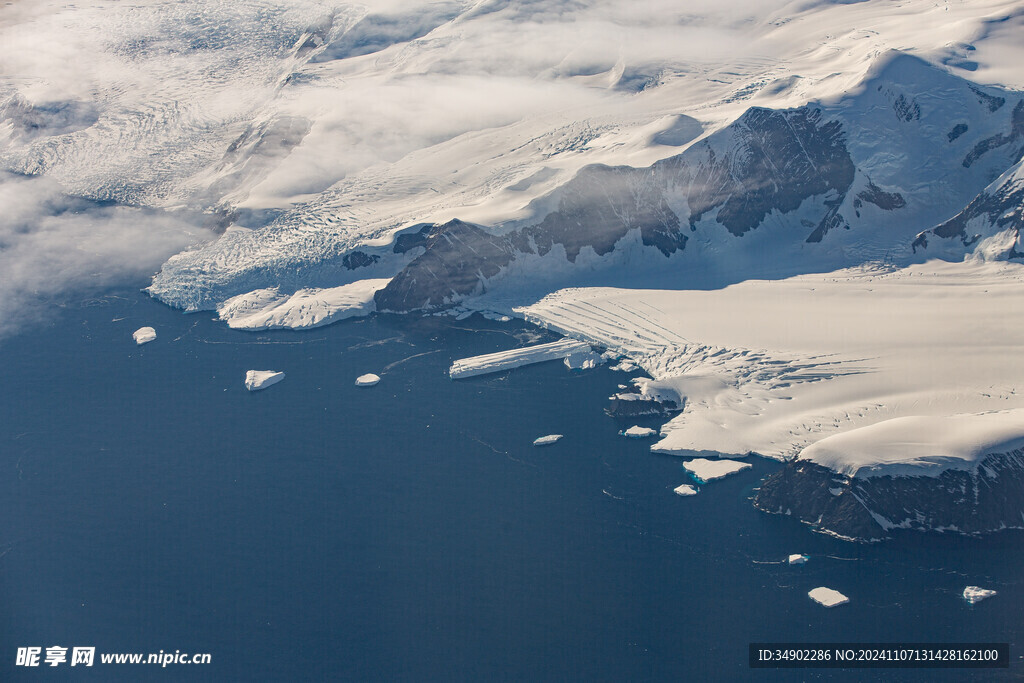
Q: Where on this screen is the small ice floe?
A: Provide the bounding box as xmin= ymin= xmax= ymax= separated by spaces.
xmin=808 ymin=587 xmax=849 ymax=608
xmin=963 ymin=586 xmax=997 ymax=604
xmin=533 ymin=434 xmax=563 ymax=446
xmin=132 ymin=327 xmax=157 ymax=345
xmin=609 ymin=359 xmax=639 ymax=372
xmin=355 ymin=373 xmax=380 ymax=387
xmin=683 ymin=458 xmax=752 ymax=483
xmin=788 ymin=554 xmax=809 ymax=565
xmin=673 ymin=484 xmax=697 ymax=496
xmin=564 ymin=348 xmax=602 ymax=370
xmin=245 ymin=370 xmax=285 ymax=391
xmin=620 ymin=425 xmax=657 ymax=439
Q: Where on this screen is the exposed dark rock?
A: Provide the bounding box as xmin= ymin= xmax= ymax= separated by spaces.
xmin=681 ymin=107 xmax=855 ymax=236
xmin=947 ymin=123 xmax=969 ymax=142
xmin=392 ymin=224 xmax=434 ymax=254
xmin=891 ymin=92 xmax=921 ymax=122
xmin=915 ymin=159 xmax=1024 ymax=254
xmin=754 ymin=450 xmax=1024 ymax=541
xmin=805 ymin=194 xmax=848 ymax=243
xmin=856 ymin=179 xmax=906 ymax=210
xmin=522 ymin=165 xmax=684 ymax=260
xmin=606 ymin=397 xmax=679 ymax=418
xmin=374 ymin=220 xmax=515 ymax=311
xmin=971 ymin=85 xmax=1006 ymax=113
xmin=342 ymin=251 xmax=380 ymax=269
xmin=962 ymin=99 xmax=1024 ymax=168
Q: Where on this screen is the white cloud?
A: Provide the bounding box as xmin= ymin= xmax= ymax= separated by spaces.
xmin=0 ymin=173 xmax=205 ymax=337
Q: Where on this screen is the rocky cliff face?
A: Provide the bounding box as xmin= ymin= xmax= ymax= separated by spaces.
xmin=375 ymin=102 xmax=869 ymax=311
xmin=753 ymin=450 xmax=1024 ymax=541
xmin=914 ymin=156 xmax=1024 ymax=260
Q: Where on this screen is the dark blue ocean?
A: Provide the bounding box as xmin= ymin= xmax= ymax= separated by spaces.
xmin=1 ymin=288 xmax=1022 ymax=681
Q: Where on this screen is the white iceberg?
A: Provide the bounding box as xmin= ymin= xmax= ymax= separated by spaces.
xmin=963 ymin=586 xmax=997 ymax=604
xmin=808 ymin=587 xmax=849 ymax=608
xmin=563 ymin=348 xmax=602 ymax=370
xmin=788 ymin=554 xmax=808 ymax=565
xmin=450 ymin=339 xmax=592 ymax=379
xmin=245 ymin=370 xmax=285 ymax=391
xmin=132 ymin=326 xmax=156 ymax=345
xmin=673 ymin=484 xmax=697 ymax=496
xmin=355 ymin=373 xmax=380 ymax=387
xmin=620 ymin=426 xmax=657 ymax=439
xmin=683 ymin=458 xmax=752 ymax=483
xmin=533 ymin=434 xmax=563 ymax=446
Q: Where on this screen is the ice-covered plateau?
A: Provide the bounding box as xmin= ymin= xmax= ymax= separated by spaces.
xmin=125 ymin=3 xmax=1024 ymax=540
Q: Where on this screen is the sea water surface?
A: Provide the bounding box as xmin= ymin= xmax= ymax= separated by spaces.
xmin=1 ymin=289 xmax=1022 ymax=681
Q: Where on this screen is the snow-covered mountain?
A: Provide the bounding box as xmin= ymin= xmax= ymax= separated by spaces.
xmin=371 ymin=53 xmax=1023 ymax=312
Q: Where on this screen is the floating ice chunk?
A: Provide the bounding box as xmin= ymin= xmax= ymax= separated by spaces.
xmin=674 ymin=484 xmax=697 ymax=496
xmin=450 ymin=339 xmax=592 ymax=379
xmin=564 ymin=348 xmax=602 ymax=370
xmin=533 ymin=434 xmax=563 ymax=446
xmin=355 ymin=373 xmax=380 ymax=387
xmin=609 ymin=359 xmax=639 ymax=372
xmin=132 ymin=326 xmax=156 ymax=345
xmin=620 ymin=426 xmax=657 ymax=438
xmin=245 ymin=370 xmax=284 ymax=391
xmin=683 ymin=458 xmax=752 ymax=483
xmin=788 ymin=554 xmax=808 ymax=565
xmin=808 ymin=587 xmax=849 ymax=607
xmin=963 ymin=586 xmax=997 ymax=604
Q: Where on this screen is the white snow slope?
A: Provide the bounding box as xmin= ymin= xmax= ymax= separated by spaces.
xmin=799 ymin=410 xmax=1024 ymax=478
xmin=125 ymin=0 xmax=1024 ymax=312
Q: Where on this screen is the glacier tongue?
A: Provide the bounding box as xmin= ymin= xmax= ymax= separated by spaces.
xmin=216 ymin=279 xmax=390 ymax=331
